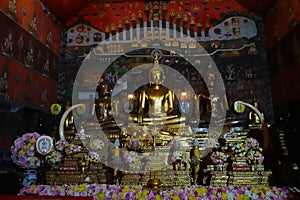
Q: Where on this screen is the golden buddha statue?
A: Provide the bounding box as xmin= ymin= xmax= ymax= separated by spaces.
xmin=130 ymin=57 xmax=185 ymax=128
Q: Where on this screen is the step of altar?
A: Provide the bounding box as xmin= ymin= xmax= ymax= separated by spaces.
xmin=121 ymin=169 xmax=191 ymax=187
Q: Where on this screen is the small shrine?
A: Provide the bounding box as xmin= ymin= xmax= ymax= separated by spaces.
xmin=202 ymin=127 xmax=272 ymax=187
xmin=45 ymin=134 xmax=109 ymax=185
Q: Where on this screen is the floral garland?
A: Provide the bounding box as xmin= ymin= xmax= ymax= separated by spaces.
xmin=210 ymin=151 xmax=227 ymax=164
xmin=10 ymin=132 xmax=42 ymax=169
xmin=19 ymin=184 xmax=289 ymax=200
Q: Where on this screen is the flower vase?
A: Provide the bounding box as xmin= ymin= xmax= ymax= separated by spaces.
xmin=21 ymin=169 xmax=37 ymax=187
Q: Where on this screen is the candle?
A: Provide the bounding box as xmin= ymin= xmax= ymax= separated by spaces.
xmin=193 ymin=139 xmax=200 ymax=184
xmin=114 ymin=146 xmax=119 ymax=157
xmin=114 ymin=138 xmax=120 ymax=156
xmin=114 ymin=139 xmax=120 ymax=180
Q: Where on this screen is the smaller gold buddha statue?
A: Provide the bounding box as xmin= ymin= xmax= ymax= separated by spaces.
xmin=248 ymin=97 xmax=263 ymax=129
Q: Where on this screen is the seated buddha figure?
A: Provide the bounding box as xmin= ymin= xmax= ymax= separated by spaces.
xmin=130 ymin=57 xmax=186 ymax=127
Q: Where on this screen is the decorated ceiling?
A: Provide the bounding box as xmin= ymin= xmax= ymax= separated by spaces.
xmin=65 ymin=0 xmax=248 ymax=32
xmin=40 ymin=0 xmax=274 ymax=25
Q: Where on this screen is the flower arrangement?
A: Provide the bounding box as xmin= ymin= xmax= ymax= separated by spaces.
xmin=244 ymin=137 xmax=260 ymax=149
xmin=230 ymin=142 xmax=248 ymax=157
xmin=10 ymin=132 xmax=42 ymax=169
xmin=55 ymin=140 xmax=69 ymax=151
xmin=45 ymin=150 xmax=63 ymax=165
xmin=247 ymin=149 xmax=264 ymax=165
xmin=84 ymin=151 xmax=101 ymax=163
xmin=19 ymin=184 xmax=289 ymax=200
xmin=230 ymin=137 xmax=264 ymax=164
xmin=124 ymin=151 xmax=137 ymax=163
xmin=54 ymin=140 xmax=81 ymax=156
xmin=88 ymin=139 xmax=104 ymax=151
xmin=65 ymin=143 xmax=81 ymax=155
xmin=46 ymin=140 xmax=82 ymax=166
xmin=210 ymin=151 xmax=227 ymax=164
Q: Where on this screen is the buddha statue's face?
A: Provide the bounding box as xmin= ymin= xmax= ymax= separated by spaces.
xmin=150 ymin=69 xmax=164 ymax=85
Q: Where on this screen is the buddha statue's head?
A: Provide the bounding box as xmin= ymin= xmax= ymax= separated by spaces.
xmin=149 ymin=56 xmax=165 ymax=85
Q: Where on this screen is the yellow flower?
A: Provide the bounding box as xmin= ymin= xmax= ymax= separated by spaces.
xmin=124 ymin=185 xmax=130 ymax=190
xmin=134 ymin=185 xmax=140 ymax=190
xmin=221 ymin=192 xmax=227 ymax=200
xmin=175 ymin=186 xmax=181 ymax=190
xmin=96 ymin=193 xmax=105 ymax=200
xmin=258 ymin=185 xmax=269 ymax=191
xmin=252 ymin=187 xmax=259 ymax=194
xmin=119 ymin=192 xmax=125 ymax=198
xmin=172 ymin=195 xmax=180 ymax=200
xmin=155 ymin=194 xmax=161 ymax=199
xmin=236 ymin=194 xmax=249 ymax=200
xmin=141 ymin=189 xmax=148 ymax=196
xmin=32 ymin=185 xmax=37 ymax=193
xmin=136 ymin=192 xmax=147 ymax=200
xmin=75 ymin=183 xmax=87 ymax=192
xmin=195 ymin=187 xmax=207 ymax=195
xmin=212 ymin=189 xmax=217 ymax=196
xmin=189 ymin=194 xmax=196 ymax=200
xmin=19 ymin=150 xmax=25 ymax=155
xmin=136 ymin=193 xmax=142 ymax=199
